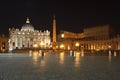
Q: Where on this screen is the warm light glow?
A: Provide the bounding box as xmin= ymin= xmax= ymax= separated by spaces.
xmin=61 ymin=34 xmax=64 ymax=38
xmin=18 ymin=32 xmax=20 ymax=34
xmin=91 ymin=45 xmax=94 ymax=50
xmin=26 ymin=18 xmax=30 ymax=23
xmin=81 ymin=49 xmax=84 ymax=56
xmin=108 ymin=45 xmax=111 ymax=49
xmin=59 ymin=52 xmax=65 ymax=64
xmin=56 ymin=45 xmax=58 ymax=49
xmin=1 ymin=47 xmax=5 ymax=52
xmin=40 ymin=42 xmax=44 ymax=46
xmin=75 ymin=42 xmax=79 ymax=47
xmin=49 ymin=44 xmax=52 ymax=48
xmin=32 ymin=51 xmax=38 ymax=62
xmin=95 ymin=48 xmax=100 ymax=51
xmin=75 ymin=52 xmax=81 ymax=67
xmin=60 ymin=44 xmax=64 ymax=49
xmin=68 ymin=46 xmax=70 ymax=50
xmin=33 ymin=44 xmax=38 ymax=48
xmin=9 ymin=18 xmax=51 ymax=50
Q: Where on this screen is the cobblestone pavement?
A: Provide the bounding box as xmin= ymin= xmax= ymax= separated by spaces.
xmin=0 ymin=53 xmax=120 ymax=80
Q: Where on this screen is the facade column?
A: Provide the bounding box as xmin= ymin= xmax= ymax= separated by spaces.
xmin=15 ymin=37 xmax=18 ymax=48
xmin=20 ymin=38 xmax=22 ymax=48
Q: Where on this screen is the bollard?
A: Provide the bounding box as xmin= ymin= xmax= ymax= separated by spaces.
xmin=114 ymin=51 xmax=117 ymax=56
xmin=109 ymin=50 xmax=111 ymax=56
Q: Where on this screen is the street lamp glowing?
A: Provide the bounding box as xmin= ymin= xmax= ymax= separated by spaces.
xmin=40 ymin=42 xmax=44 ymax=46
xmin=60 ymin=44 xmax=64 ymax=49
xmin=61 ymin=34 xmax=64 ymax=38
xmin=108 ymin=45 xmax=111 ymax=49
xmin=33 ymin=44 xmax=38 ymax=48
xmin=75 ymin=42 xmax=79 ymax=47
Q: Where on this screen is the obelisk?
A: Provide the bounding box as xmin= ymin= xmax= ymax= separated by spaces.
xmin=53 ymin=15 xmax=56 ymax=50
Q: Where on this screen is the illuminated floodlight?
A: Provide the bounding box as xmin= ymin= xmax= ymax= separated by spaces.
xmin=33 ymin=44 xmax=38 ymax=48
xmin=61 ymin=34 xmax=64 ymax=38
xmin=75 ymin=42 xmax=79 ymax=47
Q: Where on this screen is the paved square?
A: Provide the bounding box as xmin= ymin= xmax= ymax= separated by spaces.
xmin=0 ymin=53 xmax=120 ymax=80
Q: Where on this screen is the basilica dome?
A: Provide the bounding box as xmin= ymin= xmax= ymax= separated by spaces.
xmin=21 ymin=18 xmax=34 ymax=32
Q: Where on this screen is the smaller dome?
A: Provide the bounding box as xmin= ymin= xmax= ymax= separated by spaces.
xmin=21 ymin=18 xmax=34 ymax=32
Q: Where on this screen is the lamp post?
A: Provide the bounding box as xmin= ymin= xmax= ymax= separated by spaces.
xmin=61 ymin=34 xmax=64 ymax=38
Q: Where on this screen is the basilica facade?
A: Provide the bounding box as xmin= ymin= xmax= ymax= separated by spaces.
xmin=9 ymin=18 xmax=51 ymax=50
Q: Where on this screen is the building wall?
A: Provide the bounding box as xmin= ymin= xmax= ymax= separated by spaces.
xmin=0 ymin=35 xmax=8 ymax=52
xmin=83 ymin=25 xmax=115 ymax=40
xmin=58 ymin=36 xmax=120 ymax=51
xmin=9 ymin=28 xmax=51 ymax=49
xmin=57 ymin=25 xmax=119 ymax=51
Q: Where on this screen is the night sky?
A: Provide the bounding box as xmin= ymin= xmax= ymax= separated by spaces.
xmin=0 ymin=0 xmax=120 ymax=35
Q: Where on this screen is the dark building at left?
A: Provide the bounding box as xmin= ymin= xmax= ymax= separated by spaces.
xmin=0 ymin=34 xmax=8 ymax=52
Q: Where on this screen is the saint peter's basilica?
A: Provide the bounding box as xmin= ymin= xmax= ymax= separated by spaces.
xmin=9 ymin=18 xmax=51 ymax=50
